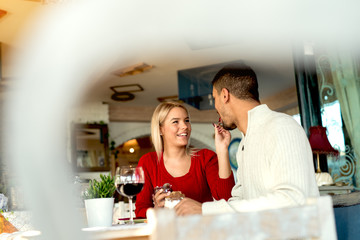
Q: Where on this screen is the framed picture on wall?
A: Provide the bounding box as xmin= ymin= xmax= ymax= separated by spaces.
xmin=72 ymin=123 xmax=110 ymax=172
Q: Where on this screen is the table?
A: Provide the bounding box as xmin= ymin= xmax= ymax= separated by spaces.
xmin=331 ymin=190 xmax=360 ymax=207
xmin=82 ymin=223 xmax=152 ymax=240
xmin=319 ymin=185 xmax=354 ymax=196
xmin=1 ymin=210 xmax=152 ymax=240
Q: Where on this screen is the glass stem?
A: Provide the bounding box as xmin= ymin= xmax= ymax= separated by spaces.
xmin=128 ymin=196 xmax=134 ymax=224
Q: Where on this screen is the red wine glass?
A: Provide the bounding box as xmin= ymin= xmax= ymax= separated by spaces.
xmin=115 ymin=166 xmax=145 ymax=224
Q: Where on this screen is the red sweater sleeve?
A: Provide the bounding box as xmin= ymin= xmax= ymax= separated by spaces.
xmin=135 ymin=153 xmax=156 ymax=218
xmin=201 ymin=149 xmax=235 ymax=200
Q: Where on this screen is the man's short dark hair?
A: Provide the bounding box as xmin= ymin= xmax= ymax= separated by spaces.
xmin=212 ymin=64 xmax=260 ymax=102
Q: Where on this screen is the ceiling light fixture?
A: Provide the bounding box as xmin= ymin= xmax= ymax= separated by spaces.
xmin=110 ymin=84 xmax=144 ymax=102
xmin=113 ymin=62 xmax=153 ymax=77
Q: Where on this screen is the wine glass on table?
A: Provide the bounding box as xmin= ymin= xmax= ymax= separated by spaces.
xmin=115 ymin=166 xmax=145 ymax=224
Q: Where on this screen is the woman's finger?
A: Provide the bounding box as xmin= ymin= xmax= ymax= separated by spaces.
xmin=154 ymin=188 xmax=164 ymax=198
xmin=153 ymin=191 xmax=169 ymax=208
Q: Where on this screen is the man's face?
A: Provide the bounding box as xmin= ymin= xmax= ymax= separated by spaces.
xmin=212 ymin=87 xmax=236 ymax=131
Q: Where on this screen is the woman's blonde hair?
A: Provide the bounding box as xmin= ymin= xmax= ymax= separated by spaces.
xmin=151 ymin=101 xmax=193 ymax=160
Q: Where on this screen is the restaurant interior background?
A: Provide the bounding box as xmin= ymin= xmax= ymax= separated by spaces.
xmin=0 ymin=0 xmax=359 ymax=239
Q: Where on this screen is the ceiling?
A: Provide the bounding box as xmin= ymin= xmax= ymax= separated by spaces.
xmin=1 ymin=36 xmax=298 ymax=112
xmin=79 ymin=41 xmax=297 ymax=109
xmin=0 ymin=1 xmax=297 ymax=110
xmin=2 ymin=0 xmax=360 ymax=112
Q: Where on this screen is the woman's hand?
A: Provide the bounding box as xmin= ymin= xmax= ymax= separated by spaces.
xmin=152 ymin=189 xmax=169 ymax=208
xmin=213 ymin=123 xmax=231 ymax=151
xmin=213 ymin=123 xmax=232 ymax=179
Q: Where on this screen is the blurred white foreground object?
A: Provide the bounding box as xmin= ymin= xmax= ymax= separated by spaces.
xmin=149 ymin=196 xmax=337 ymax=240
xmin=3 ymin=0 xmax=359 ymax=239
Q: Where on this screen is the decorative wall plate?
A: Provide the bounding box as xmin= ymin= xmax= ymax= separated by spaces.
xmin=228 ymin=138 xmax=241 ymax=169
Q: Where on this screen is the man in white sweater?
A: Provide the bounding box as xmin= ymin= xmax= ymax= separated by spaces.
xmin=175 ymin=64 xmax=319 ymax=215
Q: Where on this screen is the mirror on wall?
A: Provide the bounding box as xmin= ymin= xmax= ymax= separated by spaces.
xmin=72 ymin=123 xmax=110 ymax=172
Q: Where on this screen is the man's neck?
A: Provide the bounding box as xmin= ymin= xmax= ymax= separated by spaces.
xmin=231 ymin=100 xmax=260 ymax=135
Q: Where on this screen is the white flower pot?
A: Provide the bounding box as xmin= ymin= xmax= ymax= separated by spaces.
xmin=85 ymin=198 xmax=114 ymax=228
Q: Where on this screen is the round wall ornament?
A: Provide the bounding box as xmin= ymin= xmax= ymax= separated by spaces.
xmin=228 ymin=138 xmax=241 ymax=169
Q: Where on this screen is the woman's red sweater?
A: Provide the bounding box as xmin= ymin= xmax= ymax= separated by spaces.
xmin=135 ymin=149 xmax=235 ymax=218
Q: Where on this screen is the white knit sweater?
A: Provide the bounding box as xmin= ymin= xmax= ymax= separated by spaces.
xmin=202 ymin=104 xmax=319 ymax=215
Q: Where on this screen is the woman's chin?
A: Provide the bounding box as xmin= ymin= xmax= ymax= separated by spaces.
xmin=176 ymin=140 xmax=189 ymax=147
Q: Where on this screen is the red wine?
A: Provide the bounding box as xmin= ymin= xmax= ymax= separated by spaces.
xmin=116 ymin=183 xmax=144 ymax=197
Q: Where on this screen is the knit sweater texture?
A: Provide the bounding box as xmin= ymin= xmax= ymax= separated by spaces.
xmin=202 ymin=104 xmax=319 ymax=215
xmin=135 ymin=149 xmax=235 ymax=218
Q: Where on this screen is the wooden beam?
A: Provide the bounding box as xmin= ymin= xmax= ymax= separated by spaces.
xmin=187 ymin=108 xmax=219 ymax=123
xmin=109 ymin=105 xmax=155 ymax=122
xmin=109 ymin=86 xmax=299 ymax=122
xmin=109 ymin=104 xmax=219 ymax=123
xmin=261 ymin=86 xmax=298 ymax=112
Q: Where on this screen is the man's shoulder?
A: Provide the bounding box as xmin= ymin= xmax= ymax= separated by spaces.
xmin=252 ymin=105 xmax=296 ymax=126
xmin=262 ymin=111 xmax=308 ymax=144
xmin=265 ymin=110 xmax=300 ymax=129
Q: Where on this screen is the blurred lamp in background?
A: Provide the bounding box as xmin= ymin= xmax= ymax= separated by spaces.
xmin=309 ymin=126 xmax=339 ymax=186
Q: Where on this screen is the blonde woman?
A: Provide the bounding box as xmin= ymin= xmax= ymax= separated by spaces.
xmin=135 ymin=101 xmax=235 ymax=218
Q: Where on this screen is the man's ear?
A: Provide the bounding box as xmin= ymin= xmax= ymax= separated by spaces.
xmin=221 ymin=88 xmax=230 ymax=103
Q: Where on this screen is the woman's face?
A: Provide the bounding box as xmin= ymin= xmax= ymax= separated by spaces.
xmin=160 ymin=107 xmax=191 ymax=149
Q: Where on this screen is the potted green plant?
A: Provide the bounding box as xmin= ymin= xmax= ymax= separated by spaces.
xmin=83 ymin=174 xmax=116 ymax=228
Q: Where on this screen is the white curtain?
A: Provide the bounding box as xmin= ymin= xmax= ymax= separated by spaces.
xmin=330 ymin=52 xmax=360 ymax=189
